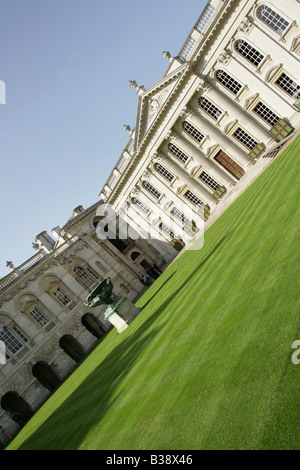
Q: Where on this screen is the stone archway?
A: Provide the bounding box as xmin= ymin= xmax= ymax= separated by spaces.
xmin=59 ymin=334 xmax=86 ymax=363
xmin=1 ymin=391 xmax=33 ymax=425
xmin=81 ymin=313 xmax=105 ymax=339
xmin=32 ymin=361 xmax=61 ymax=392
xmin=130 ymin=251 xmax=141 ymax=261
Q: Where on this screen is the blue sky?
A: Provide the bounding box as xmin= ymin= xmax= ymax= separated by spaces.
xmin=0 ymin=0 xmax=206 ymax=279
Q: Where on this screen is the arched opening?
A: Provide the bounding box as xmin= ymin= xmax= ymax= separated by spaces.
xmin=32 ymin=361 xmax=61 ymax=392
xmin=103 ymin=216 xmax=135 ymax=253
xmin=59 ymin=335 xmax=86 ymax=363
xmin=81 ymin=313 xmax=105 ymax=339
xmin=1 ymin=391 xmax=33 ymax=425
xmin=73 ymin=264 xmax=100 ymax=291
xmin=131 ymin=251 xmax=141 ymax=261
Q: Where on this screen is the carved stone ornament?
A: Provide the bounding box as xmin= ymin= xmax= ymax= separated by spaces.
xmin=152 ymin=150 xmax=164 ymax=162
xmin=195 ymin=76 xmax=211 ymax=93
xmin=164 ymin=129 xmax=178 ymax=142
xmin=291 ymin=34 xmax=300 ymax=54
xmin=218 ymin=50 xmax=231 ymax=65
xmin=129 ymin=80 xmax=146 ymax=94
xmin=180 ymin=105 xmax=194 ymax=120
xmin=162 ymin=51 xmax=172 ymax=60
xmin=238 ymin=16 xmax=253 ymax=34
xmin=131 ymin=187 xmax=140 ymax=197
xmin=123 ymin=124 xmax=133 ymax=134
xmin=142 ymin=168 xmax=152 ymax=179
xmin=146 ymin=83 xmax=174 ymax=130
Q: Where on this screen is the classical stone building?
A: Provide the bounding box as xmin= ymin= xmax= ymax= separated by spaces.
xmin=99 ymin=0 xmax=300 ymax=251
xmin=1 ymin=0 xmax=299 ymax=443
xmin=0 ymin=201 xmax=166 ymax=442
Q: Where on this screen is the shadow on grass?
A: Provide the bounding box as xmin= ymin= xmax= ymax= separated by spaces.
xmin=138 ymin=271 xmax=177 ymax=310
xmin=14 ymin=237 xmax=228 ymax=450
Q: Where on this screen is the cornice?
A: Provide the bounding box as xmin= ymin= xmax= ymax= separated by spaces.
xmin=0 ymin=235 xmax=91 ymax=306
xmin=191 ymin=0 xmax=238 ymax=65
xmin=135 ymin=64 xmax=187 ymax=148
xmin=106 ymin=63 xmax=196 ymax=208
xmin=61 ymin=200 xmax=103 ymax=232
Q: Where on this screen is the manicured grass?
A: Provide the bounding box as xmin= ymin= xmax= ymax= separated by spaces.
xmin=6 ymin=137 xmax=300 ymax=450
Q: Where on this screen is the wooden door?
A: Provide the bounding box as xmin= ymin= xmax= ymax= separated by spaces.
xmin=214 ymin=150 xmax=245 ymax=180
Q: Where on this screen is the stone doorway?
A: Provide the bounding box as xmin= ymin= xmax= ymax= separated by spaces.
xmin=81 ymin=313 xmax=105 ymax=339
xmin=1 ymin=391 xmax=33 ymax=425
xmin=59 ymin=334 xmax=86 ymax=362
xmin=32 ymin=361 xmax=61 ymax=392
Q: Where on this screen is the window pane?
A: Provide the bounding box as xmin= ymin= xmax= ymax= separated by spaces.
xmin=170 ymin=207 xmax=190 ymax=225
xmin=0 ymin=327 xmax=23 ymax=354
xmin=198 ymin=97 xmax=222 ymax=120
xmin=216 ymin=70 xmax=242 ymax=95
xmin=276 ymin=73 xmax=300 ymax=99
xmin=235 ymin=40 xmax=264 ymax=66
xmin=258 ymin=5 xmax=289 ymax=35
xmin=73 ymin=266 xmax=99 ymax=290
xmin=53 ymin=287 xmax=72 ymax=306
xmin=253 ymin=101 xmax=279 ymax=126
xmin=143 ymin=181 xmax=161 ymax=199
xmin=233 ymin=128 xmax=257 ymax=150
xmin=30 ymin=306 xmax=50 ymax=327
xmin=154 ymin=163 xmax=174 ymax=182
xmin=168 ymin=143 xmax=189 ymax=164
xmin=182 ymin=121 xmax=205 ymax=143
xmin=132 ymin=197 xmax=150 ymax=215
xmin=159 ymin=222 xmax=174 ymax=238
xmin=199 ymin=171 xmax=220 ymax=191
xmin=184 ymin=190 xmax=204 ymax=207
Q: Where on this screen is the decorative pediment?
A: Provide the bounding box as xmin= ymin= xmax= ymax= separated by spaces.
xmin=134 ymin=64 xmax=187 ymax=148
xmin=244 ymin=93 xmax=259 ymax=111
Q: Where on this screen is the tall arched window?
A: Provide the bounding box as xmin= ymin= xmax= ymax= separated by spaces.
xmin=73 ymin=265 xmax=100 ymax=290
xmin=183 ymin=189 xmax=204 ymax=208
xmin=132 ymin=197 xmax=150 ymax=215
xmin=233 ymin=127 xmax=258 ymax=150
xmin=198 ymin=97 xmax=222 ymax=120
xmin=159 ymin=222 xmax=175 ymax=239
xmin=29 ymin=306 xmax=50 ymax=327
xmin=170 ymin=206 xmax=190 ymax=225
xmin=253 ymin=101 xmax=279 ymax=126
xmin=257 ymin=5 xmax=289 ymax=35
xmin=199 ymin=171 xmax=220 ymax=191
xmin=215 ymin=70 xmax=242 ymax=95
xmin=0 ymin=325 xmax=29 ymax=360
xmin=168 ymin=143 xmax=189 ymax=164
xmin=235 ymin=39 xmax=264 ymax=67
xmin=275 ymin=73 xmax=300 ymax=100
xmin=154 ymin=163 xmax=174 ymax=182
xmin=182 ymin=121 xmax=205 ymax=143
xmin=142 ymin=181 xmax=161 ymax=199
xmin=131 ymin=251 xmax=141 ymax=261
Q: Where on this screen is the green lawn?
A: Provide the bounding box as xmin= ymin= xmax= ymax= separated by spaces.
xmin=6 ymin=137 xmax=300 ymax=450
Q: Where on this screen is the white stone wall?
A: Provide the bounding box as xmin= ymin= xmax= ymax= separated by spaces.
xmin=0 ymin=202 xmax=162 ymax=439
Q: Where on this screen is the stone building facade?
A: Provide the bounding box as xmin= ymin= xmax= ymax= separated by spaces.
xmin=1 ymin=0 xmax=300 ymax=443
xmin=0 ymin=201 xmax=165 ymax=443
xmin=99 ymin=0 xmax=300 ymax=252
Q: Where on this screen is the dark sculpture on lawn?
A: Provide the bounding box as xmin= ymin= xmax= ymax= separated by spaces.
xmin=84 ymin=277 xmax=115 ymax=308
